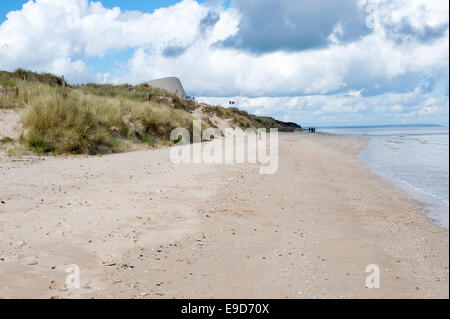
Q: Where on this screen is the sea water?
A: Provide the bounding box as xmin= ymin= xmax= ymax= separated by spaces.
xmin=318 ymin=125 xmax=449 ymax=228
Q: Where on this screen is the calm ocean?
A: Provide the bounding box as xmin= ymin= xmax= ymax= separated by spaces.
xmin=318 ymin=125 xmax=449 ymax=228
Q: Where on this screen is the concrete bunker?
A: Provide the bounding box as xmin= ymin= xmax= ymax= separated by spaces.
xmin=146 ymin=77 xmax=187 ymax=100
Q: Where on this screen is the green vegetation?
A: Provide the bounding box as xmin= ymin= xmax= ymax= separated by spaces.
xmin=0 ymin=69 xmax=301 ymax=155
xmin=202 ymin=105 xmax=301 ymax=131
xmin=0 ymin=136 xmax=13 ymax=144
xmin=20 ymin=84 xmax=196 ymax=154
xmin=78 ymin=83 xmax=197 ymax=112
xmin=1 ymin=69 xmax=66 ymax=87
xmin=2 ymin=70 xmax=196 ymax=154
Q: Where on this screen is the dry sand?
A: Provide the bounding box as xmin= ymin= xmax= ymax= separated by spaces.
xmin=0 ymin=132 xmax=448 ymax=299
xmin=0 ymin=109 xmax=22 ymax=140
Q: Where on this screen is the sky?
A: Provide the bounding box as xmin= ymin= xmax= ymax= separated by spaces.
xmin=0 ymin=0 xmax=448 ymax=127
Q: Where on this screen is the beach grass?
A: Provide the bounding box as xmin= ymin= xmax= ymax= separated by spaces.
xmin=202 ymin=105 xmax=300 ymax=131
xmin=1 ymin=69 xmax=301 ymax=155
xmin=18 ymin=83 xmax=195 ymax=155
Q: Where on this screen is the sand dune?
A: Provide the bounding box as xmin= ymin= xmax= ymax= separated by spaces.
xmin=0 ymin=133 xmax=448 ymax=298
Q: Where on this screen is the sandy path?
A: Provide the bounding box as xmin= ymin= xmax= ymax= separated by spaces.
xmin=0 ymin=133 xmax=448 ymax=298
xmin=0 ymin=109 xmax=22 ymax=140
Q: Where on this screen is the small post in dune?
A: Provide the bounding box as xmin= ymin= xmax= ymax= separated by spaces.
xmin=61 ymin=75 xmax=66 ymax=97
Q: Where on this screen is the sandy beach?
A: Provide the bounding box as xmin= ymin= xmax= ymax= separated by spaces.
xmin=0 ymin=132 xmax=448 ymax=299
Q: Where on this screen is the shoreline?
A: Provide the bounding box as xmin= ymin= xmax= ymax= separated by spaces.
xmin=319 ymin=131 xmax=448 ymax=230
xmin=0 ymin=132 xmax=448 ymax=298
xmin=356 ymin=133 xmax=449 ymax=230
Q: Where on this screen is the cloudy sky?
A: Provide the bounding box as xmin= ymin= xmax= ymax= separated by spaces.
xmin=0 ymin=0 xmax=448 ymax=126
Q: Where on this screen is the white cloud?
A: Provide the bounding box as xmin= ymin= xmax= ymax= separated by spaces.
xmin=110 ymin=1 xmax=449 ymax=98
xmin=198 ymin=88 xmax=449 ymax=126
xmin=0 ymin=0 xmax=448 ymax=125
xmin=364 ymin=0 xmax=449 ymax=32
xmin=0 ymin=0 xmax=208 ymax=82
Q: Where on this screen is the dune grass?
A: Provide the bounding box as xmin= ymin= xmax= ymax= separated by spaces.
xmin=2 ymin=70 xmax=200 ymax=155
xmin=202 ymin=105 xmax=301 ymax=131
xmin=18 ymin=83 xmax=195 ymax=155
xmin=1 ymin=69 xmax=301 ymax=155
xmin=77 ymin=83 xmax=198 ymax=112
